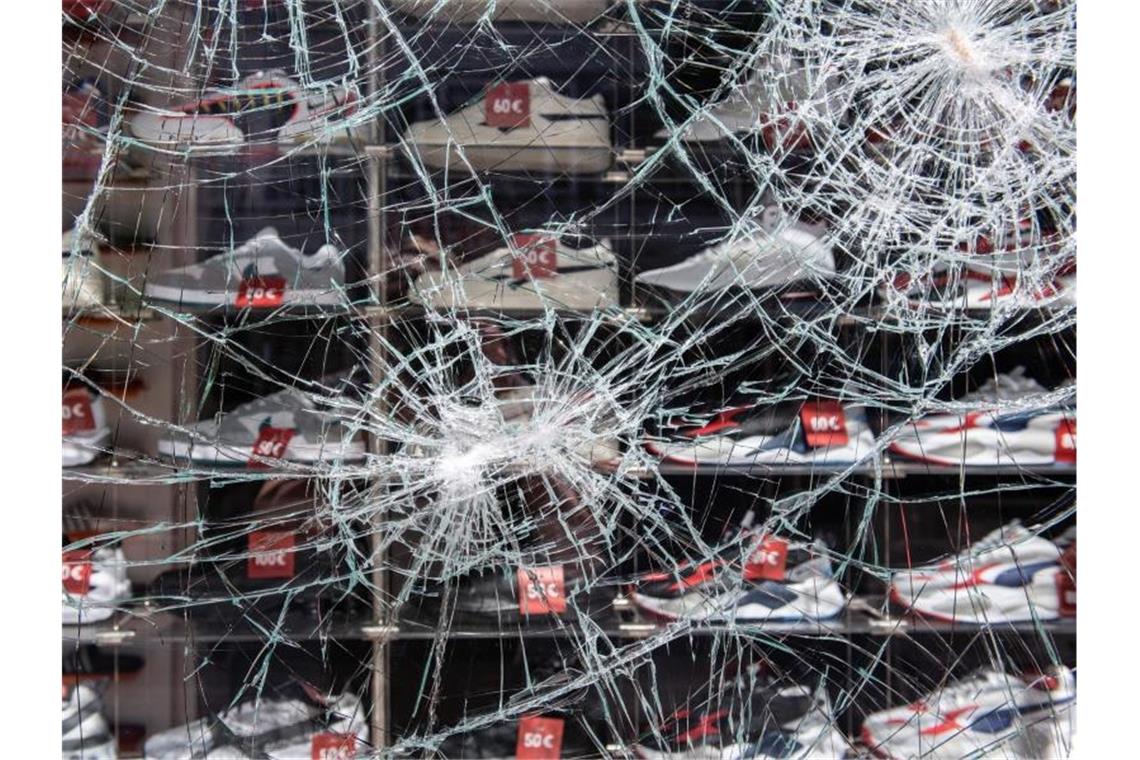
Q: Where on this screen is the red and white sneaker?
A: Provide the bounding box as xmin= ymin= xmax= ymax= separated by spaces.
xmin=888 ymin=368 xmax=1075 ymax=467
xmin=889 ymin=521 xmax=1068 ymax=624
xmin=63 ymin=543 xmax=131 ymax=625
xmin=63 ymin=384 xmax=110 ymax=467
xmin=861 ymin=667 xmax=1075 ymax=759
xmin=129 ymin=71 xmax=360 ymax=153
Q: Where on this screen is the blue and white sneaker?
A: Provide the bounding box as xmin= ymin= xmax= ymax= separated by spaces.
xmin=890 ymin=521 xmax=1066 ymax=624
xmin=861 ymin=668 xmax=1075 ymax=760
xmin=630 ymin=532 xmax=845 ymax=623
xmin=645 ymin=399 xmax=875 ymax=466
xmin=889 ymin=368 xmax=1075 ymax=467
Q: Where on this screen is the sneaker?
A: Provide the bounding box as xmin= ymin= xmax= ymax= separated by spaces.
xmin=142 ymin=227 xmax=346 ymax=309
xmin=653 ymin=55 xmax=843 ymax=151
xmin=63 ymin=542 xmax=131 ymax=625
xmin=435 ymin=715 xmax=596 ymax=759
xmin=634 ymin=214 xmax=836 ymax=296
xmin=63 ymin=227 xmax=107 ymax=312
xmin=645 ymin=399 xmax=874 ymax=466
xmin=405 ymin=78 xmax=612 ymax=173
xmin=129 ymin=71 xmax=361 ymax=153
xmin=888 ymin=368 xmax=1076 ymax=466
xmin=143 ymin=683 xmax=368 ymax=759
xmin=156 ymin=372 xmax=367 ymax=465
xmin=860 ymin=668 xmax=1075 ymax=760
xmin=63 ymin=383 xmax=111 ymax=467
xmin=391 ymin=0 xmax=610 ymax=23
xmin=410 ymin=233 xmax=619 ymax=311
xmin=635 ymin=671 xmax=846 ymax=759
xmin=889 ymin=521 xmax=1066 ymax=624
xmin=63 ymin=79 xmax=109 ymax=180
xmin=63 ymin=685 xmax=118 ymax=760
xmin=630 ymin=528 xmax=845 ymax=623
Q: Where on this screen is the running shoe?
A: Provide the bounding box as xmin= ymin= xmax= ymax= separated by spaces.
xmin=631 ymin=530 xmax=845 ymax=623
xmin=63 ymin=79 xmax=109 ymax=180
xmin=143 ymin=683 xmax=367 ymax=759
xmin=653 ymin=55 xmax=844 ymax=152
xmin=63 ymin=227 xmax=107 ymax=312
xmin=889 ymin=520 xmax=1066 ymax=624
xmin=156 ymin=372 xmax=367 ymax=465
xmin=63 ymin=684 xmax=117 ymax=760
xmin=635 ymin=671 xmax=845 ymax=759
xmin=410 ymin=233 xmax=619 ymax=311
xmin=861 ymin=667 xmax=1075 ymax=759
xmin=888 ymin=368 xmax=1076 ymax=467
xmin=129 ymin=71 xmax=361 ymax=153
xmin=391 ymin=0 xmax=610 ymax=23
xmin=405 ymin=78 xmax=612 ymax=173
xmin=634 ymin=215 xmax=836 ymax=296
xmin=63 ymin=543 xmax=131 ymax=625
xmin=63 ymin=383 xmax=110 ymax=467
xmin=646 ymin=398 xmax=874 ymax=467
xmin=143 ymin=227 xmax=345 ymax=309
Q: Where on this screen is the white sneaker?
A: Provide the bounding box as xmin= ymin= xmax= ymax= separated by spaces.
xmin=410 ymin=234 xmax=619 ymax=311
xmin=635 ymin=214 xmax=835 ymax=295
xmin=63 ymin=228 xmax=106 ymax=312
xmin=405 ymin=78 xmax=612 ymax=173
xmin=63 ymin=544 xmax=131 ymax=625
xmin=655 ymin=55 xmax=844 ymax=149
xmin=156 ymin=373 xmax=367 ymax=465
xmin=63 ymin=384 xmax=110 ymax=467
xmin=62 ymin=685 xmax=118 ymax=760
xmin=890 ymin=521 xmax=1065 ymax=624
xmin=861 ymin=668 xmax=1075 ymax=760
xmin=888 ymin=368 xmax=1076 ymax=467
xmin=143 ymin=227 xmax=345 ymax=309
xmin=390 ymin=0 xmax=610 ymax=23
xmin=129 ymin=71 xmax=361 ymax=153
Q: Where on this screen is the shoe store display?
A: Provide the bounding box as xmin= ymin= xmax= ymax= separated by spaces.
xmin=129 ymin=71 xmax=361 ymax=153
xmin=405 ymin=78 xmax=613 ymax=173
xmin=411 ymin=233 xmax=620 ymax=311
xmin=57 ymin=3 xmax=1079 ymax=759
xmin=889 ymin=521 xmax=1069 ymax=624
xmin=889 ymin=368 xmax=1076 ymax=467
xmin=142 ymin=227 xmax=347 ymax=309
xmin=860 ymin=668 xmax=1076 ymax=759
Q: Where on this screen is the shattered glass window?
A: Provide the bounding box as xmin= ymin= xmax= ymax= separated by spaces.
xmin=63 ymin=1 xmax=1076 ymax=758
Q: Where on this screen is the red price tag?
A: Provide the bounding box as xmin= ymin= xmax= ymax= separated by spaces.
xmin=517 ymin=565 xmax=567 ymax=616
xmin=247 ymin=531 xmax=296 ymax=579
xmin=236 ymin=275 xmax=287 ymax=308
xmin=485 ymin=82 xmax=530 ymax=129
xmin=62 ymin=388 xmax=96 ymax=435
xmin=515 ymin=716 xmax=564 ymax=760
xmin=1054 ymin=419 xmax=1075 ymax=464
xmin=311 ymin=733 xmax=356 ymax=760
xmin=248 ymin=425 xmax=295 ymax=467
xmin=511 ymin=234 xmax=558 ymax=280
xmin=800 ymin=401 xmax=849 ymax=448
xmin=743 ymin=537 xmax=788 ymax=582
xmin=63 ymin=551 xmax=94 ymax=595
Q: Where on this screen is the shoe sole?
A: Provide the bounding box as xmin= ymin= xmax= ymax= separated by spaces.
xmin=644 ymin=432 xmax=873 ymax=467
xmin=156 ymin=437 xmax=367 ymax=465
xmin=143 ymin=282 xmax=347 ymax=308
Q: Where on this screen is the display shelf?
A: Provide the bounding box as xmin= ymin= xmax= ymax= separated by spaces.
xmin=63 ymin=455 xmax=182 ymax=483
xmin=64 ymin=607 xmax=375 ymax=645
xmin=881 ymin=458 xmax=1076 ymax=478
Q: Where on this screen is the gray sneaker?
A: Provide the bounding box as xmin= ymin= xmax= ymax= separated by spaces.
xmin=157 ymin=375 xmax=366 ymax=465
xmin=143 ymin=227 xmax=346 ymax=308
